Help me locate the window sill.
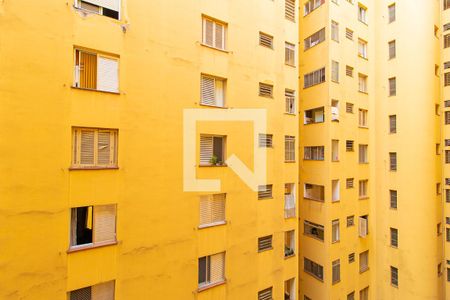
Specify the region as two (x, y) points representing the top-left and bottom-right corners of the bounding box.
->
(258, 197), (274, 200)
(198, 164), (227, 168)
(69, 166), (119, 171)
(71, 86), (120, 95)
(285, 160), (296, 163)
(198, 221), (227, 229)
(285, 112), (297, 116)
(359, 267), (369, 274)
(284, 253), (296, 259)
(200, 43), (229, 53)
(359, 196), (369, 200)
(358, 126), (369, 129)
(304, 197), (325, 203)
(198, 280), (226, 292)
(304, 271), (324, 282)
(304, 234), (325, 243)
(199, 103), (227, 109)
(67, 240), (118, 253)
(332, 160), (340, 162)
(358, 91), (369, 95)
(285, 63), (296, 68)
(304, 122), (325, 125)
(332, 240), (340, 244)
(358, 55), (369, 60)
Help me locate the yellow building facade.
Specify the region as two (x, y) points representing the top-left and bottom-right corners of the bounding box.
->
(0, 0), (298, 299)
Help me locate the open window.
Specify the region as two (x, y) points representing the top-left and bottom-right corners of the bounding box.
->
(304, 107), (324, 124)
(200, 135), (226, 166)
(359, 215), (368, 237)
(284, 230), (295, 257)
(198, 252), (225, 288)
(284, 278), (295, 300)
(284, 183), (296, 218)
(75, 0), (120, 20)
(304, 183), (325, 201)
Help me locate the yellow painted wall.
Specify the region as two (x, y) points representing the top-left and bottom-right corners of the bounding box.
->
(0, 0), (298, 299)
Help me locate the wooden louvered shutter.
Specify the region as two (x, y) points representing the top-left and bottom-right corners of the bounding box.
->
(209, 252), (225, 283)
(97, 56), (119, 93)
(285, 0), (295, 21)
(97, 131), (112, 166)
(80, 130), (95, 165)
(79, 51), (97, 89)
(200, 136), (213, 165)
(211, 194), (225, 223)
(201, 76), (215, 105)
(93, 205), (117, 244)
(70, 287), (92, 300)
(199, 195), (213, 225)
(215, 22), (224, 50)
(91, 281), (115, 300)
(203, 19), (214, 47)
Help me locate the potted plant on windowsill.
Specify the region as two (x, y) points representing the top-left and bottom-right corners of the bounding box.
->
(209, 155), (223, 166)
(284, 245), (294, 257)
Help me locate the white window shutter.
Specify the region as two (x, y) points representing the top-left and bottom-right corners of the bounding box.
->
(97, 131), (111, 165)
(203, 19), (214, 46)
(200, 136), (213, 165)
(359, 217), (367, 237)
(215, 79), (224, 107)
(201, 76), (215, 105)
(199, 195), (213, 225)
(97, 56), (119, 93)
(91, 281), (115, 300)
(211, 194), (225, 223)
(80, 130), (95, 165)
(214, 23), (224, 49)
(84, 0), (120, 11)
(210, 252), (225, 283)
(94, 205), (117, 244)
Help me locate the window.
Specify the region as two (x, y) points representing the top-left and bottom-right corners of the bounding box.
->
(389, 77), (396, 96)
(439, 263), (443, 276)
(331, 99), (339, 121)
(447, 189), (450, 202)
(202, 17), (226, 50)
(389, 115), (397, 133)
(447, 150), (450, 164)
(346, 102), (354, 113)
(445, 73), (450, 86)
(258, 185), (273, 199)
(285, 42), (296, 65)
(259, 32), (274, 49)
(446, 111), (450, 124)
(346, 178), (354, 188)
(390, 228), (398, 247)
(72, 128), (118, 169)
(349, 253), (355, 263)
(304, 28), (326, 50)
(438, 183), (442, 195)
(389, 152), (397, 171)
(304, 220), (324, 241)
(258, 235), (273, 251)
(285, 230), (295, 257)
(74, 49), (119, 93)
(346, 140), (354, 152)
(389, 40), (396, 59)
(331, 61), (339, 82)
(445, 34), (450, 48)
(285, 136), (296, 162)
(199, 194), (226, 227)
(358, 39), (368, 58)
(347, 216), (354, 227)
(359, 216), (368, 238)
(391, 266), (398, 287)
(358, 74), (368, 93)
(388, 4), (396, 23)
(332, 260), (341, 284)
(285, 90), (296, 114)
(75, 0), (120, 20)
(358, 4), (368, 24)
(359, 145), (368, 163)
(259, 83), (273, 97)
(331, 21), (339, 42)
(69, 281), (115, 300)
(259, 134), (273, 148)
(359, 180), (368, 198)
(346, 65), (354, 77)
(303, 67), (326, 88)
(360, 287), (369, 300)
(304, 257), (324, 280)
(359, 250), (369, 272)
(390, 190), (398, 209)
(435, 25), (439, 37)
(446, 138), (450, 146)
(347, 292), (355, 300)
(285, 278), (295, 300)
(258, 287), (273, 300)
(198, 252), (225, 288)
(447, 228), (450, 242)
(438, 223), (443, 235)
(445, 62), (450, 70)
(285, 0), (296, 21)
(332, 179), (340, 201)
(304, 107), (325, 124)
(445, 23), (450, 31)
(201, 75), (225, 107)
(359, 109), (368, 127)
(304, 146), (325, 160)
(304, 0), (325, 16)
(304, 183), (325, 201)
(200, 135), (225, 166)
(70, 205), (117, 249)
(448, 268), (450, 282)
(345, 28), (354, 40)
(332, 140), (339, 162)
(332, 219), (340, 243)
(285, 183), (296, 218)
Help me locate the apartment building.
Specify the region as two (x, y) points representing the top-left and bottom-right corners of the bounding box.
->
(299, 0), (444, 299)
(0, 0), (298, 299)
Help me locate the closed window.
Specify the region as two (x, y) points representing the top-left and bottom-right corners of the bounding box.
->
(72, 128), (118, 169)
(75, 0), (120, 19)
(285, 278), (295, 300)
(359, 74), (368, 93)
(346, 102), (354, 113)
(389, 40), (396, 59)
(346, 178), (354, 188)
(391, 266), (398, 287)
(346, 65), (354, 77)
(258, 184), (273, 199)
(304, 0), (325, 16)
(304, 183), (325, 201)
(304, 67), (326, 88)
(74, 49), (119, 93)
(259, 83), (274, 97)
(332, 259), (340, 284)
(389, 77), (397, 96)
(390, 190), (398, 209)
(359, 145), (368, 163)
(285, 0), (296, 20)
(258, 287), (273, 300)
(389, 115), (397, 133)
(202, 17), (227, 50)
(201, 75), (225, 107)
(331, 61), (339, 82)
(259, 32), (274, 49)
(285, 136), (296, 162)
(390, 227), (398, 247)
(304, 257), (324, 280)
(200, 135), (225, 166)
(446, 189), (450, 202)
(346, 28), (354, 40)
(70, 204), (117, 248)
(389, 152), (397, 171)
(259, 134), (273, 148)
(285, 42), (296, 65)
(358, 39), (368, 58)
(359, 250), (369, 272)
(199, 194), (226, 227)
(304, 28), (325, 50)
(359, 109), (368, 127)
(445, 34), (450, 48)
(69, 281), (115, 300)
(304, 146), (324, 160)
(258, 235), (273, 251)
(348, 253), (355, 263)
(332, 219), (340, 242)
(331, 21), (339, 42)
(359, 180), (368, 198)
(304, 220), (324, 241)
(198, 252), (225, 288)
(358, 4), (368, 24)
(388, 4), (396, 23)
(285, 89), (296, 114)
